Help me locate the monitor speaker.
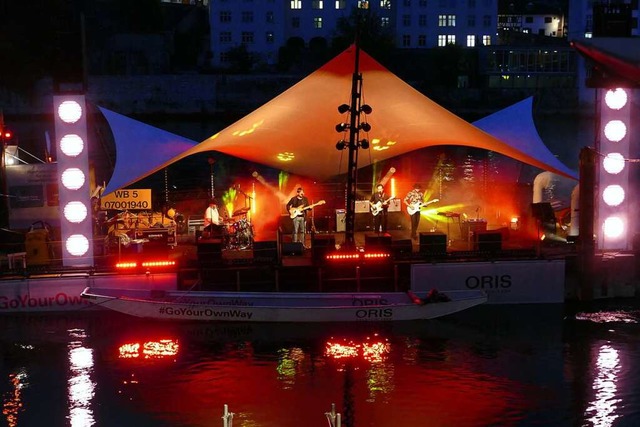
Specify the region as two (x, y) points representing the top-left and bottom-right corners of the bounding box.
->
(282, 242), (304, 256)
(312, 234), (335, 261)
(392, 239), (413, 259)
(475, 231), (502, 252)
(253, 240), (278, 263)
(419, 232), (446, 256)
(365, 233), (392, 250)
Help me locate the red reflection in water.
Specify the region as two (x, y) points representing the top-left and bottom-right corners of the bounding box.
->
(325, 335), (391, 363)
(118, 339), (179, 360)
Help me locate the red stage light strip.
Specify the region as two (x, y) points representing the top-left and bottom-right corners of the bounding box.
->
(326, 252), (391, 261)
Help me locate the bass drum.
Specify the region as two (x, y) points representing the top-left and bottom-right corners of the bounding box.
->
(236, 224), (254, 250)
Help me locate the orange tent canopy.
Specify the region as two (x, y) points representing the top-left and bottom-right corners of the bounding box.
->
(106, 46), (575, 192)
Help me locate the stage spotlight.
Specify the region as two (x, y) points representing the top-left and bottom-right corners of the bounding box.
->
(360, 104), (372, 114)
(360, 122), (371, 132)
(336, 140), (347, 150)
(360, 139), (369, 149)
(336, 123), (348, 132)
(338, 104), (350, 114)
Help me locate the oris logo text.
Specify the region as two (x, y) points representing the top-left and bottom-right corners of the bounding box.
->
(465, 274), (512, 289)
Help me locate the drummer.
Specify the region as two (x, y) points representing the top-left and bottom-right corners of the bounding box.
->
(203, 199), (224, 238)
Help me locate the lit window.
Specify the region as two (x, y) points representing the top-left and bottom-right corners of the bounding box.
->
(438, 15), (446, 26)
(291, 0), (302, 9)
(380, 0), (391, 8)
(466, 34), (475, 47)
(438, 34), (446, 46)
(314, 17), (323, 28)
(447, 34), (455, 44)
(312, 0), (324, 8)
(335, 0), (346, 7)
(482, 35), (491, 45)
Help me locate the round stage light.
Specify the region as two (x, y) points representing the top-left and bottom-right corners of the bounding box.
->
(66, 234), (90, 256)
(603, 120), (627, 142)
(61, 168), (86, 190)
(602, 185), (625, 207)
(57, 100), (83, 124)
(59, 134), (84, 157)
(602, 152), (625, 174)
(603, 216), (624, 239)
(63, 201), (88, 223)
(605, 88), (628, 110)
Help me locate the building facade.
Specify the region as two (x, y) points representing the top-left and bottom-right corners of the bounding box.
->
(208, 0), (498, 68)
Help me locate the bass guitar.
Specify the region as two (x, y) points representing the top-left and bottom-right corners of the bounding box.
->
(370, 197), (394, 216)
(406, 198), (439, 216)
(288, 200), (326, 219)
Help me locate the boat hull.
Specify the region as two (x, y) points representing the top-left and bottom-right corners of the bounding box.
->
(80, 288), (487, 322)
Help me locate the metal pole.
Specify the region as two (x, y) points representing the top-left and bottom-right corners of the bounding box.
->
(344, 13), (363, 249)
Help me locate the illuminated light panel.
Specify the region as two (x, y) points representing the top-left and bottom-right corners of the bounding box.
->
(363, 253), (391, 259)
(61, 168), (86, 190)
(602, 152), (625, 174)
(603, 120), (627, 142)
(277, 152), (295, 162)
(63, 201), (88, 223)
(326, 253), (360, 260)
(603, 216), (624, 239)
(58, 100), (83, 124)
(602, 185), (625, 207)
(60, 134), (85, 157)
(141, 260), (176, 267)
(66, 234), (90, 256)
(116, 262), (138, 269)
(604, 88), (628, 110)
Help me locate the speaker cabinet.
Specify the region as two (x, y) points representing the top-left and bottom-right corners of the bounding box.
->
(254, 240), (278, 264)
(365, 234), (392, 250)
(197, 240), (223, 266)
(312, 234), (336, 262)
(282, 242), (304, 256)
(419, 232), (446, 256)
(392, 239), (413, 259)
(475, 231), (502, 252)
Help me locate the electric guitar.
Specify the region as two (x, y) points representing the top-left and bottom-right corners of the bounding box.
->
(288, 200), (326, 219)
(406, 198), (439, 216)
(370, 196), (394, 216)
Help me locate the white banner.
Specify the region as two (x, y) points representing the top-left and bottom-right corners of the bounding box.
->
(411, 260), (565, 304)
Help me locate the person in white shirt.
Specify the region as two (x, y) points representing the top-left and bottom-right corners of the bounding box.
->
(203, 199), (223, 237)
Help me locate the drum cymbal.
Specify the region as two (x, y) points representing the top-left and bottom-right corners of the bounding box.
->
(233, 207), (250, 216)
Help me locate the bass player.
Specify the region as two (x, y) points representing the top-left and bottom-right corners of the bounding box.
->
(370, 183), (391, 235)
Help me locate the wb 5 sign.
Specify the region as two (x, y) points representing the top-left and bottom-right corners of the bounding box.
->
(101, 189), (152, 210)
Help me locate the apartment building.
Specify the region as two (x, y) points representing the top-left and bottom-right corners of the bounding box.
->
(208, 0), (498, 68)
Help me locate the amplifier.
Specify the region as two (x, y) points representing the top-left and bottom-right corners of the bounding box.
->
(355, 200), (370, 213)
(388, 198), (401, 212)
(134, 228), (175, 245)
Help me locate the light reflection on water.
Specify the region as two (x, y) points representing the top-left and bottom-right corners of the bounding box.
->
(0, 302), (639, 427)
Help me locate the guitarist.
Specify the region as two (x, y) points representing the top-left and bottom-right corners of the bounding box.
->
(370, 184), (390, 235)
(286, 187), (310, 246)
(404, 183), (425, 240)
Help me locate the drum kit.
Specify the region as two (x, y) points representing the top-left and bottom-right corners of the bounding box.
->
(223, 207), (254, 250)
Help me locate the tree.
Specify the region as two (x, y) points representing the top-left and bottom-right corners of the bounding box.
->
(330, 6), (394, 62)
